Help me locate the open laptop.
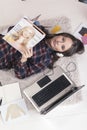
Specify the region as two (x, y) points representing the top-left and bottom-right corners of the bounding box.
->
(23, 65), (83, 114)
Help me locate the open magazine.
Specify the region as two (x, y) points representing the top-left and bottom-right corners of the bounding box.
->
(74, 23), (87, 45)
(3, 17), (46, 54)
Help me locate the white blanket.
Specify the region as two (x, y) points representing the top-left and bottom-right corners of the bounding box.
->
(0, 16), (82, 105)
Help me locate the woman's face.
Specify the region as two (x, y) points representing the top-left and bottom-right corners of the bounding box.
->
(22, 27), (35, 39)
(48, 35), (73, 52)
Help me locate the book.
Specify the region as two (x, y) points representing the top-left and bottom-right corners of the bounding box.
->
(3, 17), (46, 54)
(74, 23), (87, 45)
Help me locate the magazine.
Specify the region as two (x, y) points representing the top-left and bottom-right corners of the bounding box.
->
(74, 23), (87, 45)
(3, 17), (46, 54)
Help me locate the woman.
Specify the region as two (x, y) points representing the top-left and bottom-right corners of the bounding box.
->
(0, 25), (84, 79)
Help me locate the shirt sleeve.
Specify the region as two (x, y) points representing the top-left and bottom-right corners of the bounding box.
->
(13, 57), (47, 79)
(13, 58), (32, 79)
(13, 46), (53, 79)
(13, 55), (53, 79)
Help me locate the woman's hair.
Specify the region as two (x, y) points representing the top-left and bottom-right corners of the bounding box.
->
(45, 32), (85, 57)
(55, 33), (84, 56)
(37, 25), (84, 57)
(44, 32), (85, 69)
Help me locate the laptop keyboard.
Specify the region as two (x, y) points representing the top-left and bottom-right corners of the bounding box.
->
(32, 75), (71, 107)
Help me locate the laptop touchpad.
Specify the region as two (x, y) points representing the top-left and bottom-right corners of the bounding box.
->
(37, 76), (51, 88)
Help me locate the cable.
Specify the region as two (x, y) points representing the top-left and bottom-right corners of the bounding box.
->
(42, 61), (77, 78)
(65, 61), (77, 77)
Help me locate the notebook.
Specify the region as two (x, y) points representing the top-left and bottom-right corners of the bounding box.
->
(23, 65), (83, 114)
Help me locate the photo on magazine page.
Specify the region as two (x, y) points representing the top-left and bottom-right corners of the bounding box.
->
(3, 17), (46, 54)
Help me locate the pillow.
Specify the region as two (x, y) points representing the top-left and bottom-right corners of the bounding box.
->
(39, 16), (72, 34)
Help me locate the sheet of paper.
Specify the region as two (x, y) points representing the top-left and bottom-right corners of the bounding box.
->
(0, 82), (22, 105)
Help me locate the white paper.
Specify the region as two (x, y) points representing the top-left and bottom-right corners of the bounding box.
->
(0, 82), (22, 105)
(0, 98), (28, 124)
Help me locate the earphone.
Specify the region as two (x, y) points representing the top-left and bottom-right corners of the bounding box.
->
(56, 53), (64, 57)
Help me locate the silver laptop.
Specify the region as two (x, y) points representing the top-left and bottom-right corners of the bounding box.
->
(23, 65), (83, 114)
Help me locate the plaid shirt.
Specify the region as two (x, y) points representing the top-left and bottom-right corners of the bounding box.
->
(0, 34), (54, 79)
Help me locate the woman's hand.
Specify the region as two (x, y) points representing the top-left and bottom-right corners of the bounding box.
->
(20, 47), (33, 63)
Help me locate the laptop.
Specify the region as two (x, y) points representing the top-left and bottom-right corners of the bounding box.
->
(23, 65), (83, 114)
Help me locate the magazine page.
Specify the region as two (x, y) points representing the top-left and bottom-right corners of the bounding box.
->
(0, 98), (28, 124)
(74, 23), (87, 45)
(3, 18), (46, 54)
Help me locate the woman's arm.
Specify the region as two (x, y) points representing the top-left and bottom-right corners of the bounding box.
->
(20, 47), (33, 63)
(14, 59), (33, 79)
(14, 55), (53, 79)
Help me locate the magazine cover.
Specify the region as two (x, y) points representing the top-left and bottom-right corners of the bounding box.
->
(74, 23), (87, 45)
(3, 17), (46, 54)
